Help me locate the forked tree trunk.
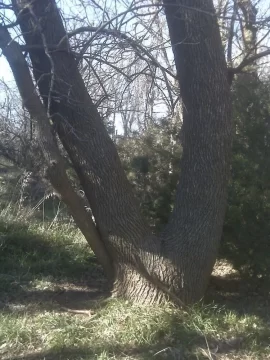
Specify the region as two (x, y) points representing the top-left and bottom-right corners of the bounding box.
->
(9, 0), (231, 304)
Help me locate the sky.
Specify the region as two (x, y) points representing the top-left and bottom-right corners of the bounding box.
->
(0, 0), (174, 134)
(0, 0), (270, 129)
(1, 0), (269, 82)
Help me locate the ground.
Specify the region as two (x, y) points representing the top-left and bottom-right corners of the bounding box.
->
(0, 165), (269, 360)
(0, 218), (269, 360)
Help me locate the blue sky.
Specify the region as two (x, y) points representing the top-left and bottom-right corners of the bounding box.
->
(0, 0), (269, 98)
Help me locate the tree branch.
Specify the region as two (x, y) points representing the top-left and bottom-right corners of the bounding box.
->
(230, 48), (270, 74)
(0, 24), (113, 277)
(68, 26), (177, 80)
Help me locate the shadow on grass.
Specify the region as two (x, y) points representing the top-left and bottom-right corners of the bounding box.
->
(206, 274), (270, 324)
(3, 327), (269, 360)
(2, 345), (188, 360)
(0, 219), (110, 312)
(0, 220), (270, 359)
(0, 329), (207, 360)
(0, 218), (269, 318)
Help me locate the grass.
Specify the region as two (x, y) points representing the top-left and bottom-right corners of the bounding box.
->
(0, 216), (269, 359)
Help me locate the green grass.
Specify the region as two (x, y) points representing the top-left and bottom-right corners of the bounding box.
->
(0, 217), (269, 359)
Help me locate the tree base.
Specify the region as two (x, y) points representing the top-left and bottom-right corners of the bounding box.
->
(112, 265), (168, 305)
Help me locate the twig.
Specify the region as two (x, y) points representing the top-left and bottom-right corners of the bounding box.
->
(230, 48), (270, 74)
(69, 26), (177, 80)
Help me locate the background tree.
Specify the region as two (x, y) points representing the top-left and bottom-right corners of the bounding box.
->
(223, 76), (270, 284)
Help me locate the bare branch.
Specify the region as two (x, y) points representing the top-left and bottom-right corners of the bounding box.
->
(69, 25), (177, 80)
(231, 48), (270, 73)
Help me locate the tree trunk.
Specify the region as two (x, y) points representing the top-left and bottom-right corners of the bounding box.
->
(160, 0), (232, 302)
(0, 24), (113, 279)
(10, 0), (232, 304)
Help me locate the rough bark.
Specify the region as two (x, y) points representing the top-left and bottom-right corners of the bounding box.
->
(9, 0), (232, 304)
(161, 0), (232, 301)
(11, 0), (158, 290)
(0, 25), (113, 278)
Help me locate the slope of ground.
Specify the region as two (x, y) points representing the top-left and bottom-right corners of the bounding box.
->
(0, 217), (269, 360)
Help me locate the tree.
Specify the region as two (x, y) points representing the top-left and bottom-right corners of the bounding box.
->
(223, 76), (270, 283)
(117, 116), (182, 231)
(0, 0), (231, 305)
(216, 0), (270, 82)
